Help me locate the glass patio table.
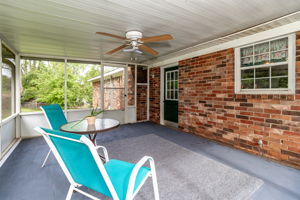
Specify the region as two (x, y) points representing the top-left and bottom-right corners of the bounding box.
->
(60, 118), (120, 145)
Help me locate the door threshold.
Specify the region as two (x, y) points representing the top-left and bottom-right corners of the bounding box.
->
(163, 120), (178, 128)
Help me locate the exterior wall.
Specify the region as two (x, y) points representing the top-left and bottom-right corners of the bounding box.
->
(137, 85), (147, 121)
(149, 67), (161, 123)
(150, 32), (300, 167)
(128, 65), (135, 106)
(92, 74), (124, 110)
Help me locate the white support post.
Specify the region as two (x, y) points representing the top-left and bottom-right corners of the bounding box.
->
(0, 40), (2, 158)
(134, 64), (137, 122)
(100, 64), (104, 111)
(15, 54), (21, 138)
(124, 65), (128, 123)
(147, 65), (150, 121)
(64, 59), (68, 119)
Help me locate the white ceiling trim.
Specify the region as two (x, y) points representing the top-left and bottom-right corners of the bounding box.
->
(148, 11), (300, 67)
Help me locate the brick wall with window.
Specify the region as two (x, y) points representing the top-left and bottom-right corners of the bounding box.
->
(149, 32), (300, 167)
(178, 32), (300, 167)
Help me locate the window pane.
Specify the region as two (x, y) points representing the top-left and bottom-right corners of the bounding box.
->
(174, 90), (178, 99)
(241, 79), (254, 89)
(127, 65), (135, 106)
(2, 47), (15, 119)
(21, 59), (65, 112)
(241, 69), (254, 79)
(255, 67), (269, 78)
(103, 66), (125, 110)
(254, 53), (269, 65)
(256, 78), (269, 88)
(271, 50), (288, 63)
(270, 37), (288, 52)
(241, 57), (253, 67)
(241, 46), (253, 57)
(271, 65), (288, 77)
(271, 77), (288, 88)
(67, 62), (101, 109)
(137, 66), (147, 83)
(175, 71), (178, 79)
(254, 42), (269, 55)
(175, 80), (178, 89)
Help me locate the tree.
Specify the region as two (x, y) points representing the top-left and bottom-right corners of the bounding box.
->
(21, 60), (101, 109)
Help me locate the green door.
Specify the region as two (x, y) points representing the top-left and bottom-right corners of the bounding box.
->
(164, 66), (178, 123)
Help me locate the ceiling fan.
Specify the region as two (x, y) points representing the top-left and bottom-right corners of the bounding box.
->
(96, 31), (173, 56)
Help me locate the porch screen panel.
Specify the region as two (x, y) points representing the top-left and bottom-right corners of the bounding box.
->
(20, 59), (65, 112)
(66, 61), (101, 109)
(127, 65), (135, 106)
(1, 44), (15, 119)
(103, 66), (125, 110)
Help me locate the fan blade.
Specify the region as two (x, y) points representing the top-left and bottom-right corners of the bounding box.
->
(96, 32), (126, 40)
(139, 44), (158, 56)
(106, 44), (128, 55)
(140, 34), (173, 43)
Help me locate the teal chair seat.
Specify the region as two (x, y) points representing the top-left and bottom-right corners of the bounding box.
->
(103, 159), (150, 200)
(35, 127), (159, 200)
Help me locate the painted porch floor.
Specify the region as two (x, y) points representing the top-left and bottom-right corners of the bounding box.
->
(0, 122), (299, 200)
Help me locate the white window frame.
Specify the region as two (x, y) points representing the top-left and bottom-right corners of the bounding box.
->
(165, 70), (178, 101)
(234, 34), (296, 94)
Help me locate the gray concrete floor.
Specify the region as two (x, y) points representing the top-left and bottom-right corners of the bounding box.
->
(0, 122), (299, 200)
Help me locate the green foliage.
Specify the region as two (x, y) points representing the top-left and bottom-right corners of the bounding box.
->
(21, 60), (101, 108)
(89, 106), (104, 117)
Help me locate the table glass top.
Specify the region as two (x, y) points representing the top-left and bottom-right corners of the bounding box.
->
(60, 118), (120, 133)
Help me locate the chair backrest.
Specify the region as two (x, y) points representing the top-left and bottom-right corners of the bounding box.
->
(35, 127), (119, 199)
(40, 104), (67, 130)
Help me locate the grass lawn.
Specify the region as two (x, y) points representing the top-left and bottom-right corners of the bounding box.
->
(21, 107), (41, 113)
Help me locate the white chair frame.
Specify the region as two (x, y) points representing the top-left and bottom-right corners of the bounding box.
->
(40, 106), (66, 168)
(35, 127), (159, 200)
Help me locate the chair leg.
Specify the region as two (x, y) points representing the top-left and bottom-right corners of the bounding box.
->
(151, 170), (160, 200)
(41, 149), (51, 168)
(66, 185), (74, 200)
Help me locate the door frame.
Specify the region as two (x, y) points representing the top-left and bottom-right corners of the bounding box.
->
(159, 62), (178, 126)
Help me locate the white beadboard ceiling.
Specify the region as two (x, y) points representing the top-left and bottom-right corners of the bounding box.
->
(0, 0), (300, 63)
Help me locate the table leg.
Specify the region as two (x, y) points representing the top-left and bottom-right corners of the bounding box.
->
(89, 133), (106, 163)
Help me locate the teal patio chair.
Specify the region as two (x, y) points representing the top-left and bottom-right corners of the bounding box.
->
(34, 127), (159, 200)
(40, 104), (68, 167)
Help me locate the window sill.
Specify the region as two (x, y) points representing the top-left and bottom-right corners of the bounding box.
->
(235, 89), (294, 95)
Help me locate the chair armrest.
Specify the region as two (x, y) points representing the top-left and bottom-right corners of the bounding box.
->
(126, 156), (156, 200)
(95, 146), (109, 162)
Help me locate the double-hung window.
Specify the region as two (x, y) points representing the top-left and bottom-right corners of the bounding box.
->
(235, 34), (295, 94)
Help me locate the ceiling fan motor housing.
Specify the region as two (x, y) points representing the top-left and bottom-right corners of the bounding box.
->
(126, 31), (143, 40)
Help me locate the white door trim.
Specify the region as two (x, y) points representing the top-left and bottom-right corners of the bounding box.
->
(160, 62), (178, 125)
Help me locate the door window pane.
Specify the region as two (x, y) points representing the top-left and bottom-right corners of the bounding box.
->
(2, 45), (15, 119)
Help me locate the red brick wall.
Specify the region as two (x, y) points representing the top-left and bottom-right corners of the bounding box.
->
(137, 85), (147, 121)
(177, 32), (300, 167)
(149, 67), (161, 123)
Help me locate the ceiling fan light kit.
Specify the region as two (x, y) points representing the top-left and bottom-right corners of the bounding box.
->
(96, 30), (173, 56)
